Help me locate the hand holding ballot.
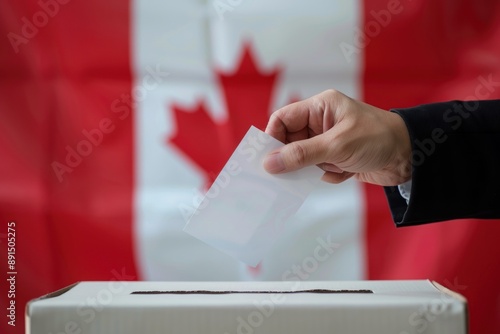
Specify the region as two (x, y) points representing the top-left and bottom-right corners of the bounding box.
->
(264, 90), (500, 226)
(263, 89), (412, 186)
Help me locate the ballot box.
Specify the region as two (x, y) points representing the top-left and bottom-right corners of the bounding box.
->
(26, 280), (467, 334)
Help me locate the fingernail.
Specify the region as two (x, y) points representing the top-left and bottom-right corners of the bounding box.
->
(263, 151), (286, 173)
(321, 163), (343, 173)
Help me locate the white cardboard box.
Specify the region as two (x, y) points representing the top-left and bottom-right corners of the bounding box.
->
(26, 280), (467, 334)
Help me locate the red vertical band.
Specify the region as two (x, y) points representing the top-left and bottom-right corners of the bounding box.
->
(0, 1), (138, 333)
(362, 1), (500, 333)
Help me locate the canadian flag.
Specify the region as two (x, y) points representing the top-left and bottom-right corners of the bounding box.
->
(1, 0), (500, 333)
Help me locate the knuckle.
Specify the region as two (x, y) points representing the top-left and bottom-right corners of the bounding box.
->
(324, 88), (339, 97)
(288, 142), (308, 167)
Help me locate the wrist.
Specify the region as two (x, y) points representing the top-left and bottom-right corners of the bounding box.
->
(389, 111), (412, 183)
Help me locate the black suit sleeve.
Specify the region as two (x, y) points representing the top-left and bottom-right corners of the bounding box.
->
(384, 99), (500, 226)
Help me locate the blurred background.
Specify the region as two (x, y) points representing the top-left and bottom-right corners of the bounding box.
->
(1, 0), (500, 333)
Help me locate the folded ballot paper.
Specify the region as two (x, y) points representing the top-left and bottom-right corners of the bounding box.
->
(184, 126), (324, 266)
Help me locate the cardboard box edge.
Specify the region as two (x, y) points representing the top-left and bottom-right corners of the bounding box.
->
(431, 280), (469, 334)
(25, 282), (80, 334)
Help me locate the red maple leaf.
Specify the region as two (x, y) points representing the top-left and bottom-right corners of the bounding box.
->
(168, 44), (284, 185)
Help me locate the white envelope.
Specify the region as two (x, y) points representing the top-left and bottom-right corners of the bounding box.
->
(184, 126), (324, 266)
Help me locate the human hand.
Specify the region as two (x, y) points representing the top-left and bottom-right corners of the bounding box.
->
(263, 90), (412, 186)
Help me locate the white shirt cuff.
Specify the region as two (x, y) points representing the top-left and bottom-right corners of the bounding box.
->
(397, 180), (412, 205)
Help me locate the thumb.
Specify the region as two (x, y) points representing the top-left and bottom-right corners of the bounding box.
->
(263, 136), (327, 174)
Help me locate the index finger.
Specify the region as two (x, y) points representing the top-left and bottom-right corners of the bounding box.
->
(265, 99), (312, 143)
